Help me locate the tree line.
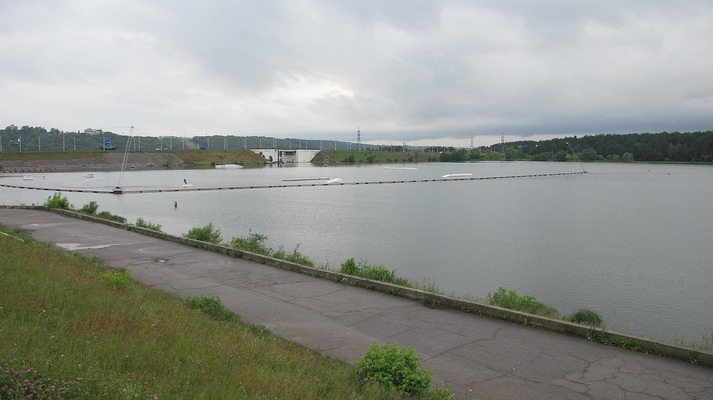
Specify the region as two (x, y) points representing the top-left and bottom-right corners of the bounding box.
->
(0, 125), (376, 152)
(2, 125), (712, 163)
(437, 131), (713, 163)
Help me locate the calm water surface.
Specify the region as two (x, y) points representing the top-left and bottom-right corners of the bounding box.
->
(2, 162), (712, 344)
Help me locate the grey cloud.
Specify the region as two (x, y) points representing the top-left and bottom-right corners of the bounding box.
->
(0, 0), (712, 141)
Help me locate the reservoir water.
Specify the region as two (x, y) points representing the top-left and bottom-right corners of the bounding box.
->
(2, 161), (712, 345)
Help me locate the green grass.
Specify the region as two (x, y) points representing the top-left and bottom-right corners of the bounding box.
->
(0, 229), (411, 399)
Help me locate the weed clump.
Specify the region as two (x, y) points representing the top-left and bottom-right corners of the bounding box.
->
(185, 296), (238, 322)
(79, 200), (99, 214)
(135, 217), (162, 232)
(99, 268), (134, 290)
(355, 344), (432, 397)
(184, 223), (222, 244)
(96, 211), (126, 223)
(564, 309), (605, 328)
(487, 287), (559, 318)
(230, 231), (271, 255)
(273, 245), (315, 267)
(43, 192), (70, 209)
(231, 232), (316, 267)
(339, 258), (410, 287)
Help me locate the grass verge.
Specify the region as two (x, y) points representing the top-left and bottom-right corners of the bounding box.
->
(0, 228), (410, 399)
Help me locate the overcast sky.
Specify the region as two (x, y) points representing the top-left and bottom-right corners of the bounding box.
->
(2, 1), (712, 146)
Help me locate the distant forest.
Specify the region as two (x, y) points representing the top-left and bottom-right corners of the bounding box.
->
(1, 125), (712, 163)
(0, 125), (379, 153)
(433, 131), (713, 163)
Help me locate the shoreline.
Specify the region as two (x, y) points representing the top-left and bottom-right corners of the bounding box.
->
(4, 203), (712, 368)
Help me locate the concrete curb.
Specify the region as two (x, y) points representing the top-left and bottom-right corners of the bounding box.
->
(5, 205), (711, 368)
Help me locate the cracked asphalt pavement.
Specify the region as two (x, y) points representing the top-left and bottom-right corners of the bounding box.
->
(1, 208), (711, 399)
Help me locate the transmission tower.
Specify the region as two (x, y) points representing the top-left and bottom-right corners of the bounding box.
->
(500, 133), (505, 157)
(357, 126), (361, 151)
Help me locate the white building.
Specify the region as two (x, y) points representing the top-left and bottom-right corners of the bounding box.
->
(252, 149), (320, 164)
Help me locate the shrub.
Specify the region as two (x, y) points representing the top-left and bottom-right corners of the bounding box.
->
(79, 200), (99, 214)
(44, 192), (70, 209)
(99, 268), (134, 290)
(355, 344), (431, 397)
(487, 287), (559, 318)
(135, 217), (162, 232)
(563, 309), (605, 328)
(185, 296), (238, 322)
(230, 231), (271, 255)
(184, 223), (222, 244)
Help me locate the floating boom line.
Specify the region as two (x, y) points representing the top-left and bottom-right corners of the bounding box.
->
(1, 171), (587, 195)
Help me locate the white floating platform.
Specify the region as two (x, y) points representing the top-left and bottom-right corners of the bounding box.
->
(215, 164), (243, 169)
(282, 177), (329, 182)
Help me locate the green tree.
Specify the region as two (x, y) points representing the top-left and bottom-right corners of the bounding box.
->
(553, 150), (568, 162)
(579, 147), (598, 161)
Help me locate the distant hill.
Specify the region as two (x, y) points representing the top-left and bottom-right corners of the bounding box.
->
(2, 125), (712, 163)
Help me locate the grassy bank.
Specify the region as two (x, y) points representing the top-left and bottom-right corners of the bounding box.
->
(171, 149), (266, 168)
(312, 150), (439, 165)
(0, 227), (408, 399)
(0, 149), (267, 169)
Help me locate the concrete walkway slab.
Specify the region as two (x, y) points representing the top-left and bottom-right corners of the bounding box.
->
(1, 208), (711, 399)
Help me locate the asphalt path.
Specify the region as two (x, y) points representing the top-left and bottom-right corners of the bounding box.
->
(1, 208), (711, 399)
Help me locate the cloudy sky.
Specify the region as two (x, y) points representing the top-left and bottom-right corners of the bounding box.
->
(1, 1), (712, 146)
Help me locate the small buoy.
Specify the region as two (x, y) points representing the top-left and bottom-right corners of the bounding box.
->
(174, 201), (178, 208)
